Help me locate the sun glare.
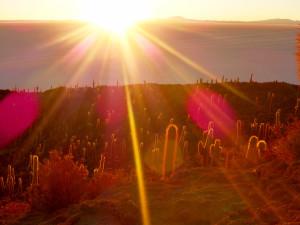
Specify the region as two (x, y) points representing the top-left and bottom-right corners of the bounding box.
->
(79, 0), (150, 33)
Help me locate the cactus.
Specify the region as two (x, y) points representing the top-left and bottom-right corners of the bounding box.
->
(83, 147), (86, 159)
(7, 176), (14, 196)
(267, 92), (271, 104)
(202, 131), (208, 143)
(8, 165), (12, 178)
(0, 177), (5, 192)
(183, 141), (189, 161)
(203, 129), (214, 167)
(140, 128), (144, 141)
(152, 147), (160, 171)
(186, 114), (191, 124)
(18, 178), (22, 193)
(87, 142), (91, 160)
(251, 118), (258, 136)
(258, 123), (265, 140)
(210, 139), (222, 167)
(121, 139), (126, 165)
(179, 126), (187, 147)
(250, 72), (253, 83)
(236, 120), (242, 151)
(69, 144), (73, 155)
(246, 136), (259, 165)
(257, 140), (267, 157)
(94, 168), (99, 176)
(99, 154), (105, 173)
(140, 142), (144, 152)
(197, 141), (205, 166)
(265, 123), (270, 141)
(32, 155), (38, 185)
(269, 93), (275, 112)
(275, 109), (281, 129)
(208, 121), (214, 130)
(162, 124), (179, 179)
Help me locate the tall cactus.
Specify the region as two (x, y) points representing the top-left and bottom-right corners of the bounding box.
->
(183, 141), (189, 161)
(18, 178), (22, 193)
(236, 120), (242, 152)
(258, 123), (265, 140)
(204, 129), (214, 167)
(32, 155), (38, 185)
(257, 140), (267, 157)
(275, 109), (281, 129)
(246, 136), (259, 165)
(210, 139), (222, 167)
(162, 124), (179, 179)
(0, 177), (5, 193)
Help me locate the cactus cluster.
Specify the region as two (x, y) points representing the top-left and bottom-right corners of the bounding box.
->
(0, 165), (23, 196)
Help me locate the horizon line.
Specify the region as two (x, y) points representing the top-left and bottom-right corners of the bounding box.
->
(0, 17), (299, 23)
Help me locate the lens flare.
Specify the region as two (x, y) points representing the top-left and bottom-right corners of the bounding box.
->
(0, 92), (40, 149)
(96, 87), (127, 125)
(186, 88), (236, 139)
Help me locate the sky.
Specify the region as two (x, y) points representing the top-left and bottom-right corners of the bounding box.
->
(0, 0), (300, 21)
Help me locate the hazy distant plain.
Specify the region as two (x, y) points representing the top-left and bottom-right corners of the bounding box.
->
(0, 21), (298, 90)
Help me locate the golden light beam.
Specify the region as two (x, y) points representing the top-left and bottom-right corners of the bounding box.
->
(134, 26), (216, 80)
(120, 35), (151, 225)
(133, 25), (254, 104)
(40, 23), (93, 49)
(219, 163), (284, 223)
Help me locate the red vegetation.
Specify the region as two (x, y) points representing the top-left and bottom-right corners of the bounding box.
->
(0, 200), (30, 224)
(27, 150), (123, 211)
(28, 150), (88, 210)
(84, 170), (125, 200)
(271, 119), (300, 161)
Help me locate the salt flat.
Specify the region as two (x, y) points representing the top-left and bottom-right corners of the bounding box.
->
(0, 21), (298, 90)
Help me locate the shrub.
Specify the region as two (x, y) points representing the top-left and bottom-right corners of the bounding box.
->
(271, 120), (300, 161)
(28, 150), (88, 210)
(84, 169), (125, 200)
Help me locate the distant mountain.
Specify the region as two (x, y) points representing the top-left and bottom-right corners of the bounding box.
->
(167, 17), (300, 25)
(249, 19), (300, 25)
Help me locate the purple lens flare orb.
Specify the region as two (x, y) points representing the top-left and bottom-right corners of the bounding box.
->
(186, 88), (237, 140)
(0, 92), (40, 149)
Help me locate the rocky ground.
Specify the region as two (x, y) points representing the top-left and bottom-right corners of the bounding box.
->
(4, 159), (299, 225)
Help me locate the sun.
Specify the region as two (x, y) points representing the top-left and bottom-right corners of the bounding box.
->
(79, 0), (150, 33)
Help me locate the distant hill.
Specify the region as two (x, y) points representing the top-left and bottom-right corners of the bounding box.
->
(167, 16), (300, 25)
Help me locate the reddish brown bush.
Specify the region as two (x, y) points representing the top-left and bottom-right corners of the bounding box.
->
(28, 150), (88, 210)
(271, 120), (300, 162)
(84, 169), (126, 200)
